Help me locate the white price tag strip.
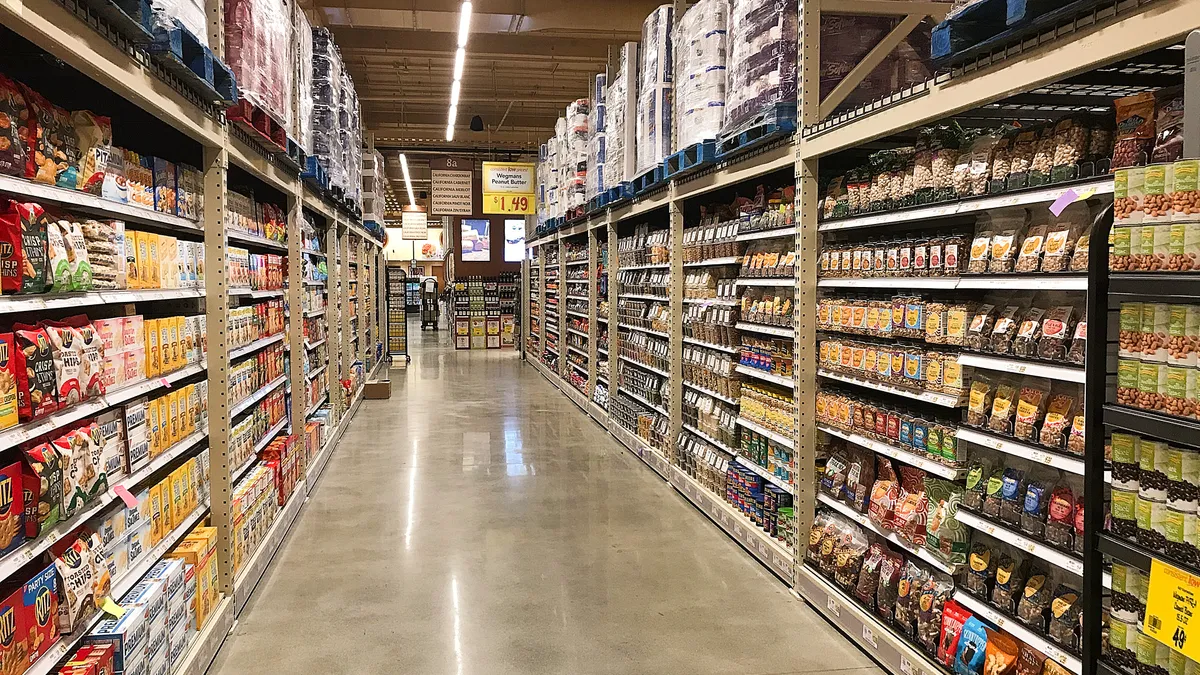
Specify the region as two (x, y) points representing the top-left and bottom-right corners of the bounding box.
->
(827, 596), (841, 616)
(900, 656), (915, 675)
(862, 625), (878, 649)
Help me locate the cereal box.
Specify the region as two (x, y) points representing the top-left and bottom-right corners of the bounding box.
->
(152, 158), (176, 217)
(23, 562), (58, 662)
(146, 234), (160, 289)
(0, 586), (26, 673)
(143, 319), (159, 378)
(0, 333), (18, 430)
(85, 604), (146, 674)
(165, 540), (209, 630)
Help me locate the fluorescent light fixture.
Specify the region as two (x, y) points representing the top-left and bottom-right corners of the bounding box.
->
(453, 48), (465, 81)
(448, 105), (457, 125)
(450, 80), (461, 107)
(399, 153), (416, 205)
(457, 2), (472, 47)
(446, 125), (455, 142)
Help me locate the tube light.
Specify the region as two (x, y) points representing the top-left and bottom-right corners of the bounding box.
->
(399, 153), (416, 205)
(450, 80), (461, 107)
(448, 105), (457, 126)
(453, 48), (465, 82)
(457, 2), (472, 47)
(446, 125), (455, 142)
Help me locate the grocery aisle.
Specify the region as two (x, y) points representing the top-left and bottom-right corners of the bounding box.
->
(208, 320), (879, 675)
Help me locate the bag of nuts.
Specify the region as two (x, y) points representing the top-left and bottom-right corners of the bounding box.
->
(1014, 221), (1048, 273)
(1043, 203), (1089, 273)
(988, 129), (1017, 194)
(1069, 231), (1091, 272)
(1066, 320), (1087, 365)
(1151, 86), (1184, 164)
(1113, 91), (1157, 170)
(1011, 307), (1046, 357)
(965, 131), (1002, 198)
(1029, 126), (1057, 187)
(965, 303), (997, 352)
(967, 227), (994, 275)
(1051, 115), (1091, 182)
(988, 211), (1029, 274)
(930, 124), (963, 202)
(1038, 305), (1078, 361)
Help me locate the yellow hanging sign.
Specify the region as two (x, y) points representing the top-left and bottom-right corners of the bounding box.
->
(1145, 559), (1200, 659)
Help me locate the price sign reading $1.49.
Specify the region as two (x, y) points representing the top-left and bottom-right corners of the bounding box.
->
(1145, 559), (1200, 660)
(486, 194), (533, 214)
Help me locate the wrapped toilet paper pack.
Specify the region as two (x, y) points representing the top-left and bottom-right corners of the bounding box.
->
(604, 42), (638, 190)
(723, 0), (797, 136)
(587, 74), (608, 201)
(636, 5), (674, 174)
(674, 0), (728, 149)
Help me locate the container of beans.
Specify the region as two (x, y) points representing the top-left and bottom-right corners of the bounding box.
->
(1114, 167), (1145, 225)
(1168, 221), (1200, 272)
(1145, 163), (1175, 223)
(1110, 432), (1141, 491)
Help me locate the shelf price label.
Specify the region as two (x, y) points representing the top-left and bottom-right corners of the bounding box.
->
(485, 194), (534, 214)
(1146, 559), (1200, 660)
(482, 161), (536, 214)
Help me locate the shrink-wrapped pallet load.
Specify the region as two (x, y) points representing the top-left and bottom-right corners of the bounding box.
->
(722, 0), (796, 138)
(587, 74), (607, 201)
(295, 9), (314, 155)
(225, 0), (293, 126)
(674, 0), (728, 149)
(605, 42), (638, 189)
(635, 5), (674, 174)
(564, 99), (590, 212)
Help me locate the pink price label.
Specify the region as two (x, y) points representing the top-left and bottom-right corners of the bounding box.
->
(160, 378), (170, 388)
(1049, 189), (1079, 217)
(113, 485), (139, 507)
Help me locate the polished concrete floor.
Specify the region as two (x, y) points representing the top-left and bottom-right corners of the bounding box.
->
(207, 321), (880, 675)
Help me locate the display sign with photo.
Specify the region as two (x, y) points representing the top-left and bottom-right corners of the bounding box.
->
(504, 219), (525, 262)
(461, 219), (490, 261)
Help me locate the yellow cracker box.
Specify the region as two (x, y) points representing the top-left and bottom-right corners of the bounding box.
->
(158, 320), (172, 374)
(155, 396), (169, 456)
(131, 230), (149, 289)
(183, 384), (197, 435)
(147, 234), (161, 288)
(146, 394), (162, 458)
(169, 467), (186, 522)
(144, 318), (160, 378)
(149, 484), (165, 545)
(165, 540), (210, 629)
(171, 317), (184, 370)
(178, 463), (193, 515)
(159, 236), (176, 289)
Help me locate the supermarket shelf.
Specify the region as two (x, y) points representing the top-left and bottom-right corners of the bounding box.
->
(958, 354), (1086, 383)
(567, 327), (588, 338)
(303, 279), (326, 287)
(302, 248), (326, 257)
(674, 141), (795, 203)
(736, 227), (796, 242)
(682, 423), (736, 454)
(230, 375), (288, 418)
(953, 592), (1081, 674)
(818, 494), (960, 575)
(306, 365), (327, 381)
(736, 417), (794, 449)
(566, 279), (589, 285)
(819, 425), (965, 480)
(683, 256), (741, 267)
(683, 297), (739, 306)
(609, 195), (670, 224)
(818, 178), (1113, 232)
(796, 566), (946, 675)
(566, 294), (589, 301)
(1097, 532), (1191, 577)
(817, 275), (1088, 291)
(567, 345), (587, 358)
(230, 333), (285, 360)
(617, 293), (669, 302)
(598, 347), (609, 356)
(304, 309), (327, 318)
(173, 596), (235, 675)
(957, 427), (1085, 475)
(0, 423), (207, 585)
(0, 287), (205, 314)
(545, 347), (559, 356)
(735, 321), (794, 338)
(617, 386), (668, 416)
(608, 415), (671, 480)
(734, 455), (794, 496)
(0, 174), (195, 234)
(956, 507), (1083, 577)
(566, 260), (589, 267)
(587, 400), (608, 424)
(799, 0), (1200, 158)
(228, 230), (288, 251)
(683, 381), (739, 405)
(304, 338), (327, 350)
(229, 288), (285, 299)
(683, 337), (740, 354)
(735, 364), (794, 389)
(1109, 273), (1200, 299)
(621, 263), (670, 270)
(668, 463), (794, 581)
(566, 310), (588, 319)
(818, 369), (964, 407)
(0, 362), (206, 449)
(619, 355), (670, 378)
(570, 361), (587, 376)
(735, 277), (794, 287)
(1103, 404), (1200, 448)
(618, 323), (670, 338)
(233, 478), (308, 615)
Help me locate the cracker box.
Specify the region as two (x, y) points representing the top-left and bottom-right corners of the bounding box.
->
(127, 520), (150, 569)
(167, 469), (184, 526)
(23, 562), (57, 662)
(147, 630), (167, 675)
(0, 462), (25, 557)
(156, 320), (171, 374)
(157, 236), (176, 290)
(128, 230), (145, 290)
(124, 398), (150, 474)
(0, 333), (16, 432)
(165, 393), (178, 448)
(169, 317), (183, 372)
(0, 585), (26, 671)
(165, 540), (209, 630)
(181, 321), (195, 367)
(66, 643), (116, 675)
(146, 234), (160, 289)
(154, 396), (168, 456)
(145, 397), (160, 459)
(143, 319), (159, 379)
(98, 508), (127, 552)
(121, 579), (166, 642)
(95, 409), (127, 486)
(122, 316), (144, 353)
(168, 620), (190, 666)
(148, 485), (164, 546)
(122, 349), (145, 387)
(93, 319), (122, 358)
(104, 539), (129, 582)
(152, 158), (176, 217)
(145, 560), (184, 613)
(192, 244), (203, 289)
(177, 241), (192, 289)
(177, 464), (193, 515)
(159, 479), (175, 536)
(85, 604), (146, 674)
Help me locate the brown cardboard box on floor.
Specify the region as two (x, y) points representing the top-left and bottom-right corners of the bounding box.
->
(364, 379), (391, 399)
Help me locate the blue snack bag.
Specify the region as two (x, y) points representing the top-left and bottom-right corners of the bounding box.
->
(954, 616), (989, 675)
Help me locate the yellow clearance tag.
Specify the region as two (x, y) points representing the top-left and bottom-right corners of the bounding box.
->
(1145, 559), (1200, 658)
(101, 597), (126, 619)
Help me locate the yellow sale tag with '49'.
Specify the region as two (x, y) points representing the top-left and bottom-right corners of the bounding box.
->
(484, 193), (534, 214)
(1145, 559), (1200, 659)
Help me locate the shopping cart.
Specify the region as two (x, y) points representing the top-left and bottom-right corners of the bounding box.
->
(420, 278), (440, 330)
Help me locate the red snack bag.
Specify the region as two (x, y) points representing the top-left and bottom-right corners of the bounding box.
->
(62, 315), (105, 399)
(0, 200), (23, 294)
(937, 600), (971, 667)
(13, 323), (58, 420)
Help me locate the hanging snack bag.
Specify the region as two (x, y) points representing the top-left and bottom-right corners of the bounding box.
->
(22, 442), (62, 538)
(53, 535), (94, 633)
(42, 321), (83, 407)
(0, 75), (31, 178)
(1112, 91), (1157, 169)
(807, 512), (833, 566)
(917, 575), (954, 655)
(13, 324), (57, 420)
(988, 380), (1019, 435)
(45, 220), (71, 292)
(1015, 644), (1047, 675)
(926, 477), (970, 564)
(963, 458), (992, 511)
(1068, 230), (1091, 272)
(1013, 380), (1051, 442)
(968, 226), (994, 274)
(1039, 305), (1078, 362)
(991, 551), (1027, 613)
(1040, 389), (1079, 450)
(1051, 116), (1091, 181)
(1152, 87), (1185, 164)
(1029, 126), (1057, 186)
(1015, 221), (1047, 273)
(982, 466), (1007, 518)
(854, 542), (887, 606)
(833, 525), (869, 591)
(1016, 567), (1051, 629)
(966, 377), (994, 427)
(953, 617), (990, 675)
(965, 303), (997, 352)
(939, 600), (971, 667)
(23, 88), (79, 188)
(875, 551), (905, 622)
(991, 305), (1023, 355)
(982, 631), (1021, 675)
(989, 212), (1029, 274)
(894, 561), (929, 638)
(965, 541), (995, 598)
(999, 465), (1028, 527)
(1043, 203), (1088, 273)
(1012, 307), (1046, 358)
(1049, 585), (1081, 650)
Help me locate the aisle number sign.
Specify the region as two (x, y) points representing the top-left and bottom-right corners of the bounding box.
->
(482, 162), (535, 215)
(1145, 559), (1200, 659)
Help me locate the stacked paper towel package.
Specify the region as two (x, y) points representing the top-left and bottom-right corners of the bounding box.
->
(312, 28), (364, 209)
(674, 0), (728, 150)
(636, 5), (674, 174)
(586, 74), (607, 202)
(225, 0), (294, 128)
(603, 42), (638, 193)
(563, 99), (591, 212)
(723, 0), (797, 136)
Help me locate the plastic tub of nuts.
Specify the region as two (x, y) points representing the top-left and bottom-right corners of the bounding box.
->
(1114, 167), (1145, 225)
(1167, 304), (1199, 367)
(1172, 159), (1200, 221)
(1144, 163), (1175, 223)
(1116, 358), (1141, 406)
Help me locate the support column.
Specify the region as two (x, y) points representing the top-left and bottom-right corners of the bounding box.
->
(326, 216), (341, 426)
(340, 223), (352, 404)
(606, 218), (618, 397)
(668, 185), (684, 461)
(587, 227), (599, 395)
(286, 192), (305, 463)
